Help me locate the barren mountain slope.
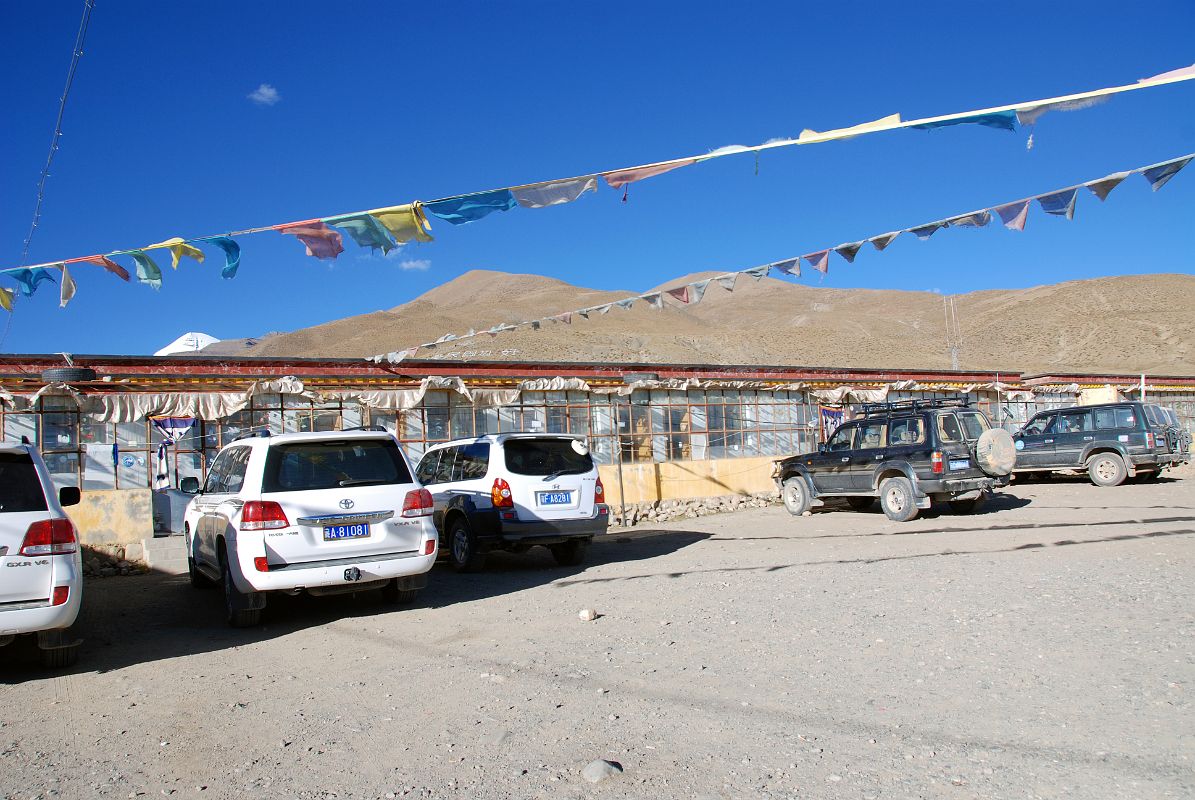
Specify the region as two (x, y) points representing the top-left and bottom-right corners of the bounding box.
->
(223, 271), (1195, 373)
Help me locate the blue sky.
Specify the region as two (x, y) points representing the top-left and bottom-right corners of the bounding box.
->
(2, 1), (1193, 356)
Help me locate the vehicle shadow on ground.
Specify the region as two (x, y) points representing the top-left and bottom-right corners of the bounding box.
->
(0, 528), (708, 682)
(832, 493), (1033, 517)
(558, 526), (1195, 586)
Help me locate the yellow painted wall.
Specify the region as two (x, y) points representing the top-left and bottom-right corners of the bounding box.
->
(598, 456), (777, 505)
(70, 489), (153, 545)
(1078, 386), (1121, 405)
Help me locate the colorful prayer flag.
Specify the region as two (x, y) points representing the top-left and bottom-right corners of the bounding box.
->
(201, 237), (241, 279)
(602, 160), (696, 189)
(833, 242), (864, 263)
(0, 286), (12, 312)
(512, 177), (598, 208)
(912, 110), (1017, 131)
(8, 267), (57, 297)
(1142, 156), (1191, 191)
(278, 222), (344, 260)
(81, 255), (130, 281)
(128, 250), (163, 289)
(1085, 171), (1130, 201)
(1036, 188), (1078, 220)
(802, 250), (830, 274)
(58, 264), (76, 308)
(770, 258), (800, 277)
(325, 213), (398, 253)
(994, 200), (1031, 231)
(368, 204), (434, 243)
(424, 190), (517, 225)
(909, 221), (948, 240)
(868, 231), (901, 251)
(146, 237), (205, 269)
(715, 273), (738, 291)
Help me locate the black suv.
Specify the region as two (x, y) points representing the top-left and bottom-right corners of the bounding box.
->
(1013, 401), (1189, 486)
(772, 399), (1016, 522)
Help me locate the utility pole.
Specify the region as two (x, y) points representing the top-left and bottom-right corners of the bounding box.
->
(943, 296), (961, 371)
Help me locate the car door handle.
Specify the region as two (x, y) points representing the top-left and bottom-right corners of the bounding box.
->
(1083, 436), (1093, 441)
(874, 454), (883, 459)
(1044, 439), (1053, 444)
(841, 457), (850, 462)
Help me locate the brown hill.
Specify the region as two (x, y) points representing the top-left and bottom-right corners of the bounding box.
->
(216, 271), (1195, 374)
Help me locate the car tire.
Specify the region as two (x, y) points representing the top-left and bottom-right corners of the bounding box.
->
(879, 477), (919, 522)
(781, 476), (811, 516)
(846, 497), (874, 511)
(188, 556), (214, 589)
(1086, 453), (1127, 487)
(40, 366), (97, 383)
(948, 492), (988, 515)
(221, 547), (262, 628)
(448, 517), (486, 573)
(550, 538), (589, 567)
(380, 580), (419, 605)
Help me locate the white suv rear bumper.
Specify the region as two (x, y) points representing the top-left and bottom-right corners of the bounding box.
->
(234, 547), (436, 593)
(0, 587), (82, 636)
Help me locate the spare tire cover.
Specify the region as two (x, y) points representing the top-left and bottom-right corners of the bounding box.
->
(975, 428), (1016, 476)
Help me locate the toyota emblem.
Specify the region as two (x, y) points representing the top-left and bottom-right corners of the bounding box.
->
(338, 498), (355, 510)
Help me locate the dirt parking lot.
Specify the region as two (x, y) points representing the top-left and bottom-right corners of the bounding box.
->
(3, 466), (1193, 800)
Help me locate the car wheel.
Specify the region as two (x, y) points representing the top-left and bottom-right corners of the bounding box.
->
(781, 477), (811, 516)
(380, 580), (419, 605)
(879, 477), (919, 522)
(449, 517), (486, 573)
(948, 492), (988, 515)
(221, 547), (262, 628)
(846, 497), (874, 511)
(188, 556), (214, 589)
(1086, 453), (1127, 487)
(550, 538), (590, 567)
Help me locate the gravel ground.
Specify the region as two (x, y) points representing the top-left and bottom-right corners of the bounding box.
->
(3, 466), (1193, 800)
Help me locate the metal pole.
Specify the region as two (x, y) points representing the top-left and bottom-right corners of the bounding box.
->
(610, 396), (628, 526)
(1141, 373), (1146, 402)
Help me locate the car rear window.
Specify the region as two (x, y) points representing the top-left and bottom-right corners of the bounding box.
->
(1144, 405), (1163, 425)
(956, 411), (991, 440)
(0, 452), (49, 513)
(504, 438), (593, 476)
(264, 438), (412, 492)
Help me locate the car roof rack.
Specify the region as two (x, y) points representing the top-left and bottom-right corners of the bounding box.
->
(859, 397), (971, 417)
(341, 425), (389, 432)
(232, 428), (272, 442)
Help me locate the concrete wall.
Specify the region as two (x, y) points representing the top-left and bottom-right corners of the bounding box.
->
(599, 455), (777, 505)
(70, 488), (154, 546)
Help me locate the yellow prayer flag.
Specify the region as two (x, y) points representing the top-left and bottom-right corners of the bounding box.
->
(146, 237), (206, 269)
(799, 113), (902, 143)
(0, 286), (12, 312)
(367, 203), (434, 243)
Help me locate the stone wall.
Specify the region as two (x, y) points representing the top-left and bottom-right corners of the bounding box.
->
(610, 490), (780, 527)
(70, 488), (153, 546)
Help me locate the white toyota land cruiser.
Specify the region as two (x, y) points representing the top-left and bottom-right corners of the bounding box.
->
(181, 429), (437, 627)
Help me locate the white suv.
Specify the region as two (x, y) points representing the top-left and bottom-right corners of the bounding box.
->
(181, 429), (437, 627)
(415, 434), (609, 571)
(0, 442), (83, 667)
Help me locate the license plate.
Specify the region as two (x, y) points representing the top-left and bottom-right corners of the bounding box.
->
(537, 491), (572, 506)
(949, 459), (970, 471)
(323, 523), (370, 540)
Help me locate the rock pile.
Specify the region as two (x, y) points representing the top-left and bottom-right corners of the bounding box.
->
(610, 491), (780, 527)
(81, 544), (149, 578)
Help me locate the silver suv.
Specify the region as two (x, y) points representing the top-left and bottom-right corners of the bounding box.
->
(0, 442), (83, 667)
(181, 429), (437, 627)
(415, 434), (610, 571)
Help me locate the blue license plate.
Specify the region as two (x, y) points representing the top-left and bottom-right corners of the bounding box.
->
(323, 523), (370, 540)
(949, 459), (970, 471)
(537, 491), (572, 506)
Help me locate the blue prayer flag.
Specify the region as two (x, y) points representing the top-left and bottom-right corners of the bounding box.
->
(8, 267), (57, 297)
(324, 214), (398, 253)
(912, 110), (1017, 132)
(425, 190), (518, 225)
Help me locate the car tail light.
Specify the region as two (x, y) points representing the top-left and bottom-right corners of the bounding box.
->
(51, 586), (70, 606)
(931, 451), (944, 474)
(402, 489), (434, 518)
(491, 478), (513, 508)
(20, 518), (78, 556)
(595, 477), (605, 503)
(422, 538), (436, 556)
(1146, 432), (1156, 448)
(240, 501), (289, 531)
(253, 556), (270, 572)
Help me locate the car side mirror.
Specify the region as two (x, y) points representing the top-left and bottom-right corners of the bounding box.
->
(58, 486), (81, 507)
(817, 444), (828, 454)
(180, 476), (201, 494)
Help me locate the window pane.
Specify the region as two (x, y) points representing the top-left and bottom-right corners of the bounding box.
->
(312, 411), (339, 432)
(81, 420), (113, 445)
(591, 406), (613, 435)
(688, 405), (707, 431)
(117, 421), (148, 448)
(83, 443), (116, 490)
(426, 408), (450, 440)
(44, 452), (79, 489)
(475, 407), (498, 436)
(117, 450), (149, 489)
(342, 404), (363, 429)
(568, 406), (590, 436)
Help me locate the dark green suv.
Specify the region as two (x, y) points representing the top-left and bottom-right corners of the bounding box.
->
(772, 399), (1016, 522)
(1013, 401), (1189, 486)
